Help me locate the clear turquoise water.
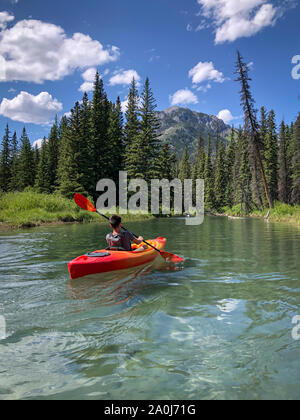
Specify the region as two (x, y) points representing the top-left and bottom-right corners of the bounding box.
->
(0, 216), (299, 400)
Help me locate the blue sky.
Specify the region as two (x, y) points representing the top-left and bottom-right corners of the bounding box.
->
(0, 0), (299, 146)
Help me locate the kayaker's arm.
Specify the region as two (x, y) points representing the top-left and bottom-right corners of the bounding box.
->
(133, 236), (144, 245)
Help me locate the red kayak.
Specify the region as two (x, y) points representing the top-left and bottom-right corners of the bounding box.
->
(68, 237), (167, 279)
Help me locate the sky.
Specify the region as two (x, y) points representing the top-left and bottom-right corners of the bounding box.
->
(0, 0), (299, 146)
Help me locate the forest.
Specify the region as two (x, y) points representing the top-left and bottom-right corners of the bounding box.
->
(0, 52), (300, 220)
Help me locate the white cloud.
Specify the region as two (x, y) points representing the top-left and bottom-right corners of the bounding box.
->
(33, 138), (45, 149)
(187, 24), (193, 31)
(170, 89), (198, 106)
(109, 69), (141, 86)
(195, 83), (212, 92)
(79, 67), (97, 92)
(0, 11), (14, 30)
(121, 99), (129, 113)
(0, 91), (63, 124)
(189, 61), (225, 85)
(0, 16), (120, 83)
(217, 109), (240, 124)
(197, 0), (283, 43)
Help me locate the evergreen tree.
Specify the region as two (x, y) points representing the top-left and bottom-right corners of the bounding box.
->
(35, 138), (51, 193)
(9, 131), (19, 191)
(0, 124), (11, 192)
(18, 128), (35, 190)
(179, 146), (191, 182)
(264, 110), (278, 202)
(107, 96), (124, 184)
(238, 129), (252, 215)
(138, 77), (161, 181)
(194, 135), (206, 179)
(285, 123), (294, 203)
(124, 78), (141, 179)
(259, 106), (268, 151)
(90, 72), (109, 197)
(204, 136), (215, 210)
(225, 127), (236, 207)
(214, 141), (227, 210)
(158, 142), (176, 180)
(79, 92), (93, 195)
(58, 103), (86, 198)
(47, 117), (59, 192)
(235, 51), (272, 208)
(291, 113), (300, 204)
(278, 121), (289, 203)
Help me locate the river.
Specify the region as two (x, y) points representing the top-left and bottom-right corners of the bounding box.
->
(0, 216), (299, 400)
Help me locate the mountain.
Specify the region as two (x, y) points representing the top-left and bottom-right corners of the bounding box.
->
(156, 106), (231, 158)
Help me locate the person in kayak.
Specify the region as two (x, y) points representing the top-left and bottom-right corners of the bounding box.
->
(106, 215), (146, 252)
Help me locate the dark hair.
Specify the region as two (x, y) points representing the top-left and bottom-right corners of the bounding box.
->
(109, 214), (122, 229)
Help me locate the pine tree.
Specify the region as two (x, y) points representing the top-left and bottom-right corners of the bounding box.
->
(47, 117), (59, 192)
(285, 123), (294, 203)
(124, 78), (141, 179)
(194, 135), (206, 179)
(191, 136), (205, 205)
(259, 107), (268, 151)
(79, 92), (93, 195)
(291, 113), (300, 204)
(35, 138), (51, 193)
(278, 121), (289, 203)
(204, 136), (215, 210)
(18, 128), (35, 190)
(214, 141), (227, 210)
(238, 130), (252, 215)
(90, 72), (109, 198)
(0, 124), (11, 192)
(138, 77), (161, 181)
(107, 96), (124, 184)
(264, 110), (278, 203)
(9, 131), (19, 191)
(179, 146), (191, 182)
(235, 51), (272, 208)
(158, 142), (176, 180)
(58, 103), (86, 198)
(225, 127), (236, 207)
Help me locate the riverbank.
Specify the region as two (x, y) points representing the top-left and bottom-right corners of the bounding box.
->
(221, 202), (300, 227)
(0, 191), (153, 230)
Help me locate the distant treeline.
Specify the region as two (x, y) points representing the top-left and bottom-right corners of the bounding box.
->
(0, 59), (300, 215)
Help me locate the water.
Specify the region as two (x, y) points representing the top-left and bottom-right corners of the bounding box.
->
(0, 216), (300, 400)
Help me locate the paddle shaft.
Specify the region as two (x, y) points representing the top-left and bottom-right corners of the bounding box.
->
(96, 210), (162, 254)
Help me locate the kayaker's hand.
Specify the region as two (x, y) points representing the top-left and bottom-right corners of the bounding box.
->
(138, 236), (144, 243)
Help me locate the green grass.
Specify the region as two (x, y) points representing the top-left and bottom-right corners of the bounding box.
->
(0, 191), (153, 228)
(221, 202), (300, 226)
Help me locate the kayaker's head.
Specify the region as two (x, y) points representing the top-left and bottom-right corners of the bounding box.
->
(109, 214), (122, 233)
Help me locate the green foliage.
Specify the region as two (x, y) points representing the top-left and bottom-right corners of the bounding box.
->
(204, 136), (215, 210)
(214, 142), (227, 210)
(291, 114), (300, 204)
(18, 128), (35, 190)
(264, 110), (278, 203)
(179, 146), (191, 182)
(0, 191), (153, 227)
(0, 124), (11, 192)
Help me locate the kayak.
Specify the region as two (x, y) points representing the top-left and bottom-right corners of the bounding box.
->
(68, 237), (167, 280)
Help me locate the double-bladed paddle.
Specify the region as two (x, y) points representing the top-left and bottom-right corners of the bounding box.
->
(74, 193), (184, 263)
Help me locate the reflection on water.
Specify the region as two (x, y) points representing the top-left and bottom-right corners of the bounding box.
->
(0, 217), (300, 400)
